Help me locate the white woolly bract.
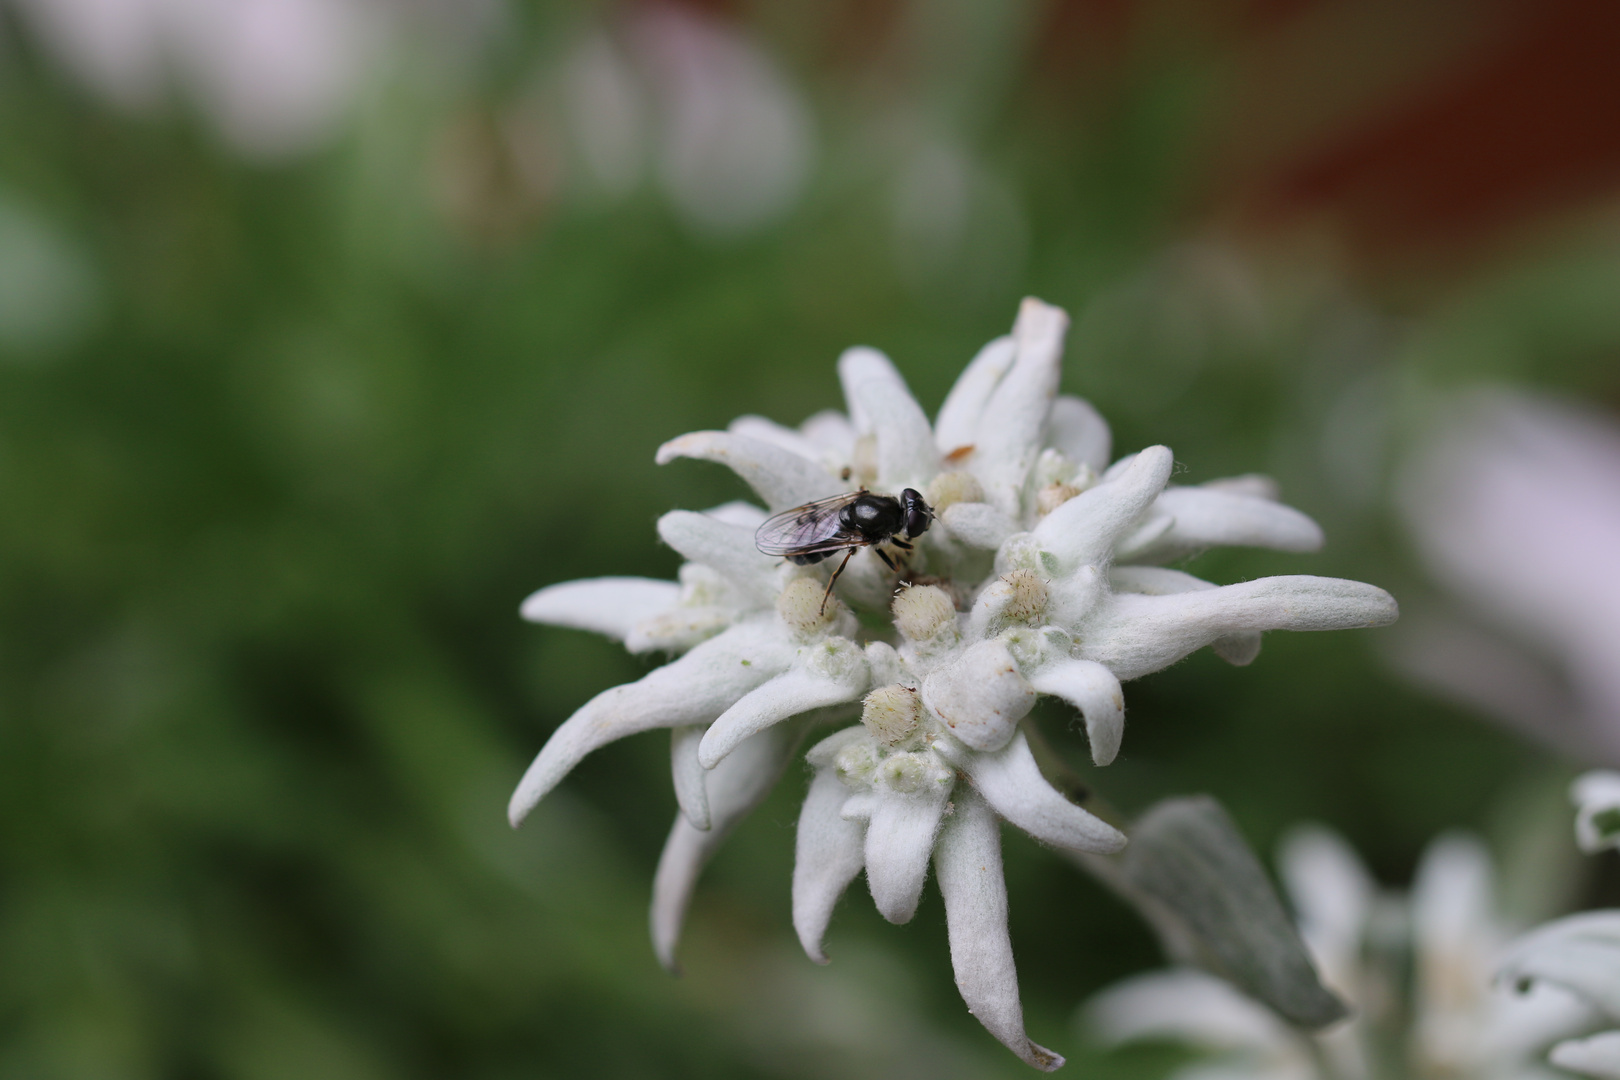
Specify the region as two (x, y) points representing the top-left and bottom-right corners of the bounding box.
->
(520, 576), (682, 641)
(1552, 1031), (1620, 1079)
(922, 639), (1035, 752)
(856, 784), (952, 925)
(1026, 658), (1124, 766)
(698, 639), (868, 768)
(508, 617), (792, 826)
(656, 429), (843, 512)
(1077, 576), (1398, 681)
(651, 721), (804, 972)
(942, 730), (1124, 854)
(935, 787), (1065, 1071)
(792, 767), (866, 963)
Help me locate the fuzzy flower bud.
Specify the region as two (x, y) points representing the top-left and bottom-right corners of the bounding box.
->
(1036, 481), (1082, 519)
(862, 684), (922, 745)
(875, 751), (952, 794)
(925, 470), (985, 513)
(892, 583), (957, 642)
(833, 740), (879, 787)
(969, 570), (1051, 640)
(776, 576), (839, 635)
(997, 569), (1049, 622)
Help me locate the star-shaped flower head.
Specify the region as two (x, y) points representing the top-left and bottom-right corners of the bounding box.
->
(509, 297), (1397, 1070)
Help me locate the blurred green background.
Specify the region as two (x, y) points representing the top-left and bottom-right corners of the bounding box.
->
(4, 0), (1620, 1076)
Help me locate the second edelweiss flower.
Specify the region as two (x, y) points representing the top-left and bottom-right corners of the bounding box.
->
(508, 296), (1397, 1070)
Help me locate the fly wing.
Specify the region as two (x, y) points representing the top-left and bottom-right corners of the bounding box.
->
(754, 492), (862, 556)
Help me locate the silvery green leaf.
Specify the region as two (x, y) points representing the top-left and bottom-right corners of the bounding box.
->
(1117, 795), (1347, 1029)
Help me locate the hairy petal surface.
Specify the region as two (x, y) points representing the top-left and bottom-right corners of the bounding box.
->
(520, 577), (681, 641)
(941, 502), (1020, 550)
(1027, 658), (1125, 766)
(1035, 445), (1174, 570)
(1079, 576), (1399, 681)
(1109, 565), (1262, 667)
(1119, 486), (1324, 564)
(935, 335), (1016, 456)
(698, 640), (870, 768)
(859, 785), (953, 924)
(657, 430), (844, 512)
(656, 511), (779, 604)
(921, 640), (1035, 752)
(972, 299), (1067, 518)
(1047, 394), (1111, 474)
(508, 619), (791, 825)
(935, 787), (1064, 1072)
(1552, 1032), (1620, 1079)
(670, 724), (710, 830)
(793, 767), (867, 963)
(837, 346), (938, 490)
(945, 730), (1126, 853)
(727, 414), (825, 463)
(650, 722), (806, 972)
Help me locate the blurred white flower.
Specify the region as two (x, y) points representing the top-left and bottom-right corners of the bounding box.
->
(1083, 827), (1601, 1080)
(510, 296), (1395, 1069)
(1573, 771), (1620, 855)
(1395, 389), (1620, 764)
(10, 0), (379, 158)
(1500, 912), (1620, 1080)
(549, 5), (812, 234)
(1489, 779), (1620, 1079)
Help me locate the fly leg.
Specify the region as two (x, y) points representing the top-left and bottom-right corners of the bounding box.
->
(874, 547), (898, 571)
(821, 548), (856, 614)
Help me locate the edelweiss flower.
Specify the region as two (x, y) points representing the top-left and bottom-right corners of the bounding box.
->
(509, 297), (1396, 1069)
(1494, 771), (1620, 1080)
(1500, 911), (1620, 1080)
(1571, 770), (1620, 855)
(1084, 826), (1603, 1080)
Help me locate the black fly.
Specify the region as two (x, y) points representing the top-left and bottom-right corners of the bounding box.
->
(755, 488), (935, 612)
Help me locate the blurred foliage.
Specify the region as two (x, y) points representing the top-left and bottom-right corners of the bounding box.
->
(1, 1), (1618, 1077)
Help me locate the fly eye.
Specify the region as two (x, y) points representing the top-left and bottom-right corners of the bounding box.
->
(904, 506), (932, 538)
